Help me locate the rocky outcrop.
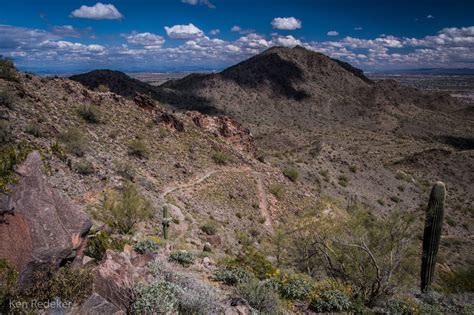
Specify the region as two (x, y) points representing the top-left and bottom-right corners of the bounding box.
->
(156, 111), (185, 132)
(0, 151), (91, 289)
(187, 111), (256, 156)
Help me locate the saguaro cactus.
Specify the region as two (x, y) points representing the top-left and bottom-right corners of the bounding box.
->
(162, 205), (171, 240)
(421, 181), (446, 292)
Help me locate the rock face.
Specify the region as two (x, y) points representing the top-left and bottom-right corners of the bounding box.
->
(0, 151), (91, 289)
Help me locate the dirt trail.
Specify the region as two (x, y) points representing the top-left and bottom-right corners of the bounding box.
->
(160, 166), (273, 230)
(254, 172), (273, 230)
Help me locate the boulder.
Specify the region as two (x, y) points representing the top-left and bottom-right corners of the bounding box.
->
(0, 151), (91, 289)
(76, 293), (125, 315)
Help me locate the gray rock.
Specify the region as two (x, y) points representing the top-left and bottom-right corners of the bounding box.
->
(76, 293), (125, 315)
(0, 151), (92, 289)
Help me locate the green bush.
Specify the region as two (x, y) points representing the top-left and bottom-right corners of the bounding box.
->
(113, 159), (135, 180)
(200, 220), (219, 235)
(384, 296), (419, 315)
(77, 104), (102, 124)
(308, 290), (351, 313)
(0, 259), (18, 313)
(95, 84), (109, 93)
(213, 267), (254, 286)
(0, 121), (13, 145)
(134, 239), (159, 255)
(75, 159), (94, 175)
(128, 139), (149, 158)
(212, 151), (229, 165)
(169, 250), (195, 267)
(25, 123), (43, 138)
(132, 281), (182, 314)
(0, 143), (33, 192)
(22, 263), (93, 305)
(283, 167), (298, 182)
(349, 165), (357, 173)
(338, 175), (349, 187)
(237, 248), (277, 280)
(84, 231), (128, 261)
(91, 183), (153, 234)
(59, 128), (87, 157)
(280, 274), (313, 300)
(439, 266), (474, 293)
(269, 183), (285, 200)
(237, 280), (281, 314)
(0, 57), (18, 82)
(0, 90), (15, 109)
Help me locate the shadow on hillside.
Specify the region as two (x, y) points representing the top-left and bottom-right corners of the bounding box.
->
(220, 52), (310, 101)
(155, 88), (225, 115)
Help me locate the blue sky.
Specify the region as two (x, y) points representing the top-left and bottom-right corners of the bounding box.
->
(0, 0), (473, 72)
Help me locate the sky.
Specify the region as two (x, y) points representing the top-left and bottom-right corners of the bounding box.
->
(0, 0), (473, 73)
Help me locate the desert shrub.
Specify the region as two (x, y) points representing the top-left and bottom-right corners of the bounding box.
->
(236, 247), (277, 280)
(95, 84), (109, 93)
(283, 167), (298, 182)
(338, 175), (349, 187)
(75, 159), (94, 175)
(0, 259), (18, 313)
(212, 151), (229, 165)
(280, 205), (417, 306)
(0, 143), (33, 192)
(50, 141), (67, 161)
(439, 266), (474, 293)
(0, 90), (15, 109)
(59, 128), (87, 157)
(25, 123), (43, 138)
(127, 139), (149, 158)
(349, 165), (357, 173)
(269, 183), (285, 200)
(84, 231), (129, 261)
(91, 183), (153, 234)
(308, 290), (351, 313)
(165, 272), (222, 314)
(200, 220), (219, 235)
(113, 159), (135, 180)
(77, 104), (102, 124)
(23, 263), (93, 304)
(132, 281), (182, 314)
(133, 239), (159, 255)
(0, 121), (13, 145)
(280, 274), (313, 300)
(0, 57), (18, 82)
(169, 250), (195, 267)
(384, 296), (420, 315)
(237, 280), (281, 314)
(213, 267), (254, 286)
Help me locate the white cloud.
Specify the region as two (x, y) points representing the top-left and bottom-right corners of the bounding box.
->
(272, 35), (302, 47)
(427, 15), (435, 19)
(231, 25), (242, 32)
(164, 23), (204, 39)
(271, 17), (302, 30)
(39, 40), (105, 53)
(181, 0), (215, 8)
(354, 27), (363, 31)
(126, 32), (165, 47)
(327, 31), (339, 36)
(70, 3), (123, 20)
(209, 29), (220, 35)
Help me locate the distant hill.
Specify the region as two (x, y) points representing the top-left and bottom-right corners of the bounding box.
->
(70, 69), (160, 98)
(376, 68), (474, 76)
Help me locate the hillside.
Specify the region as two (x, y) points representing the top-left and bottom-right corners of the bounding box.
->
(1, 51), (473, 314)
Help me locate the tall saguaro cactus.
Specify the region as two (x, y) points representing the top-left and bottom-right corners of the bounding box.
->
(162, 205), (171, 240)
(421, 181), (446, 292)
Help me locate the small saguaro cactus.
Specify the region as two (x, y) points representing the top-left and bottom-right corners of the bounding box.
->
(162, 205), (171, 240)
(421, 181), (446, 293)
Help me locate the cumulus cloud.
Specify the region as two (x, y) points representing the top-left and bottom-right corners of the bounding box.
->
(209, 29), (220, 35)
(231, 25), (242, 32)
(125, 32), (165, 47)
(2, 23), (474, 72)
(271, 17), (302, 30)
(272, 35), (302, 47)
(427, 15), (435, 19)
(327, 31), (339, 36)
(164, 23), (204, 39)
(181, 0), (215, 8)
(70, 2), (123, 20)
(231, 25), (255, 35)
(354, 27), (363, 31)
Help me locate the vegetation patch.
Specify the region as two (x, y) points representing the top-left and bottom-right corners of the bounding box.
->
(283, 166), (299, 182)
(212, 150), (229, 165)
(128, 139), (149, 159)
(59, 128), (87, 157)
(77, 104), (102, 124)
(169, 250), (195, 267)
